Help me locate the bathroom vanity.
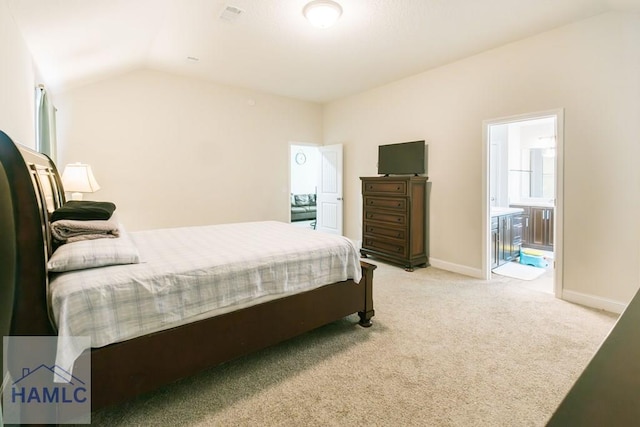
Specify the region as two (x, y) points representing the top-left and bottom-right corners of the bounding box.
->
(491, 207), (525, 269)
(510, 203), (554, 251)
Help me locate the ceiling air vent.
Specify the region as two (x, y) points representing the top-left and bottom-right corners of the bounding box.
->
(219, 5), (244, 21)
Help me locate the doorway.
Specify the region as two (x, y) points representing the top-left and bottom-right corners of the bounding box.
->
(289, 143), (320, 230)
(289, 143), (344, 235)
(483, 110), (564, 297)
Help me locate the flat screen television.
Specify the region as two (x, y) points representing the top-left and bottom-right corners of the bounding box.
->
(377, 140), (428, 176)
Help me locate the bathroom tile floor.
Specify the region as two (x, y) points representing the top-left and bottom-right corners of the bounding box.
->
(494, 250), (555, 294)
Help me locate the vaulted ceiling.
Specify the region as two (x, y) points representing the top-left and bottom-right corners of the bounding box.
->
(7, 0), (638, 103)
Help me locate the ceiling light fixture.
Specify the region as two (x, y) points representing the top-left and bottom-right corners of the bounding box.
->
(303, 0), (343, 29)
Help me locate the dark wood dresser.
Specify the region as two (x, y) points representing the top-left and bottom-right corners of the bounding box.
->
(360, 176), (429, 271)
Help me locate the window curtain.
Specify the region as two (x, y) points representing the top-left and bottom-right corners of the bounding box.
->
(35, 86), (57, 160)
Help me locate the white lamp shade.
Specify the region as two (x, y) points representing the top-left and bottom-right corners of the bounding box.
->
(61, 163), (100, 195)
(303, 0), (342, 29)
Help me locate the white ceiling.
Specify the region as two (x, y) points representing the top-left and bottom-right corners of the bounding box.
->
(7, 0), (639, 103)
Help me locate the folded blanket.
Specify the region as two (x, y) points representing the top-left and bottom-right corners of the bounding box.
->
(51, 215), (120, 243)
(51, 200), (116, 222)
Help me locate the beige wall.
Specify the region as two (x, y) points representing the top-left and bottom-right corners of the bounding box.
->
(47, 11), (640, 310)
(55, 69), (323, 231)
(324, 12), (640, 309)
(0, 0), (36, 147)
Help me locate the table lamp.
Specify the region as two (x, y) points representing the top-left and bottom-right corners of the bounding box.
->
(61, 162), (100, 200)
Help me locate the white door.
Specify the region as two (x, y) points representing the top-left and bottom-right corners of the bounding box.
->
(316, 144), (343, 235)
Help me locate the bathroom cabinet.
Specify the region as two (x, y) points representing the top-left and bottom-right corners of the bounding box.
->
(530, 207), (554, 250)
(510, 204), (554, 251)
(492, 212), (524, 268)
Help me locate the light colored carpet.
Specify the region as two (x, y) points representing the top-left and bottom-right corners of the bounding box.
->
(86, 261), (617, 426)
(492, 261), (547, 281)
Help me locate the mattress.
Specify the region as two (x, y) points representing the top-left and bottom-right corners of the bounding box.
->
(49, 221), (362, 373)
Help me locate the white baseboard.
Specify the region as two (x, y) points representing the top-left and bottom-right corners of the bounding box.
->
(428, 257), (484, 279)
(561, 289), (626, 314)
(366, 252), (626, 314)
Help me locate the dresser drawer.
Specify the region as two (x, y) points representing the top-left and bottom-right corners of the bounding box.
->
(362, 181), (407, 195)
(363, 237), (407, 257)
(364, 209), (406, 225)
(364, 196), (406, 211)
(364, 223), (406, 241)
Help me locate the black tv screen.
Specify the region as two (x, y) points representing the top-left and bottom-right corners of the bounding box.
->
(377, 140), (427, 176)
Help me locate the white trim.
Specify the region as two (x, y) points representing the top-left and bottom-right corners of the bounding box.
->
(561, 289), (626, 314)
(429, 258), (484, 279)
(482, 122), (490, 280)
(553, 110), (565, 299)
(482, 109), (564, 297)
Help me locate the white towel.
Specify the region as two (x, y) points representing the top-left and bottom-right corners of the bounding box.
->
(51, 214), (120, 243)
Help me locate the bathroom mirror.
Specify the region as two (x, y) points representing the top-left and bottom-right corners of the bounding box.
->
(509, 146), (555, 202)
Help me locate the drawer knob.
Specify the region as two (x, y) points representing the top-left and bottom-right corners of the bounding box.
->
(397, 203), (401, 207)
(397, 218), (401, 222)
(396, 186), (401, 190)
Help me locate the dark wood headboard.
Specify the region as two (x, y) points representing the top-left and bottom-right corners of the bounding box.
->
(0, 130), (64, 338)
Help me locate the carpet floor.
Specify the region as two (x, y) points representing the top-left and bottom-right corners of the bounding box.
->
(86, 261), (617, 426)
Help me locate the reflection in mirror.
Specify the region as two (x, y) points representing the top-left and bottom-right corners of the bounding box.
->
(530, 148), (555, 199)
(508, 145), (555, 203)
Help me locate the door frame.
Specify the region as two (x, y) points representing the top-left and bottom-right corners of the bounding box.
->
(482, 109), (564, 297)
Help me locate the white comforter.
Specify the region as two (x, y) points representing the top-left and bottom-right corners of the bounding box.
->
(49, 221), (362, 373)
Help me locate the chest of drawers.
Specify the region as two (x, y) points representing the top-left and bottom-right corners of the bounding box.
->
(360, 176), (429, 271)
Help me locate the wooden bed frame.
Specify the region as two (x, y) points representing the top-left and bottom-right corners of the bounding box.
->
(0, 130), (375, 412)
(547, 288), (640, 425)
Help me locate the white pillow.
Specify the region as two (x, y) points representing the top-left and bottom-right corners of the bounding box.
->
(47, 226), (140, 272)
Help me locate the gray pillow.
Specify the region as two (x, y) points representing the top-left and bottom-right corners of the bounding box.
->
(294, 194), (310, 206)
(47, 225), (140, 272)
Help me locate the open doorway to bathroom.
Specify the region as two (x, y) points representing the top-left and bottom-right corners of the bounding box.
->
(289, 143), (319, 230)
(483, 110), (564, 297)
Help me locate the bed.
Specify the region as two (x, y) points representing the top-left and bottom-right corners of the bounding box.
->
(0, 130), (375, 413)
(547, 288), (640, 426)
